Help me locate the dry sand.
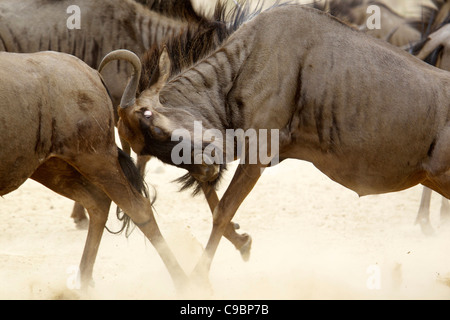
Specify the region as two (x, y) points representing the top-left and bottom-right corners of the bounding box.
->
(1, 158), (450, 299)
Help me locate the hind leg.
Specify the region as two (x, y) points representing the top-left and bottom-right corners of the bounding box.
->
(66, 151), (188, 291)
(69, 155), (152, 231)
(69, 156), (151, 231)
(31, 158), (110, 289)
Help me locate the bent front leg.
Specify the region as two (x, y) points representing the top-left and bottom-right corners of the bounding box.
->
(192, 163), (266, 284)
(201, 182), (252, 261)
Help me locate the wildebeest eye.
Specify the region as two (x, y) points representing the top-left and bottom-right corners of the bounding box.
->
(144, 110), (152, 119)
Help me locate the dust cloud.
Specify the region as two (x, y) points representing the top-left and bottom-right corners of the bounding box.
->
(1, 159), (450, 299)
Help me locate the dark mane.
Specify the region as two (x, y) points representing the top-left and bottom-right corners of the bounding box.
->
(138, 0), (266, 93)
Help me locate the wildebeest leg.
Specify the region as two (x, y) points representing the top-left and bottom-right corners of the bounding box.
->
(136, 155), (151, 177)
(415, 186), (435, 235)
(31, 158), (110, 289)
(69, 156), (151, 231)
(192, 163), (265, 284)
(70, 202), (89, 230)
(68, 152), (188, 290)
(200, 183), (252, 261)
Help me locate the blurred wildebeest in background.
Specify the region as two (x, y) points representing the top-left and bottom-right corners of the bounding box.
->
(314, 0), (421, 46)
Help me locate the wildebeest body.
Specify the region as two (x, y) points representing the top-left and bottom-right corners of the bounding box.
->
(0, 0), (192, 227)
(157, 7), (450, 195)
(102, 5), (450, 284)
(0, 51), (187, 290)
(0, 51), (114, 195)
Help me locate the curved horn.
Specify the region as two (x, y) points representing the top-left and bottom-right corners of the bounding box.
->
(99, 49), (141, 109)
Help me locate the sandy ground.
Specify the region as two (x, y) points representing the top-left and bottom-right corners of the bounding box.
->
(1, 157), (450, 300)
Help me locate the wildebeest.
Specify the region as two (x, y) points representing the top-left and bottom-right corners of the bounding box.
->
(0, 51), (186, 290)
(99, 2), (255, 261)
(0, 0), (197, 227)
(100, 3), (450, 285)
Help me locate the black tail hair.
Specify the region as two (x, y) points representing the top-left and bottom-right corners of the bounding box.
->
(106, 147), (153, 237)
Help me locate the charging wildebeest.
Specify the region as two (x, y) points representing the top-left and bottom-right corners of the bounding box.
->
(0, 51), (186, 290)
(99, 2), (254, 261)
(101, 3), (450, 285)
(0, 0), (198, 228)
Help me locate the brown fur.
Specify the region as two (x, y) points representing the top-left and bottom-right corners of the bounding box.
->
(0, 51), (187, 291)
(101, 1), (258, 261)
(0, 0), (202, 226)
(111, 4), (450, 285)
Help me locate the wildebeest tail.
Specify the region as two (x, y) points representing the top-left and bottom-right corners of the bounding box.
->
(106, 147), (152, 237)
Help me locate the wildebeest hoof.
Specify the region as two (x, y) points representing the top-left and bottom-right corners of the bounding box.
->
(238, 234), (252, 262)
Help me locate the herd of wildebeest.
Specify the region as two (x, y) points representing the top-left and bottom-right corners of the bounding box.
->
(1, 0), (450, 293)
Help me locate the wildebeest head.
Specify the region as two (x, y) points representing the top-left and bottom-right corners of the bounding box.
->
(98, 2), (246, 186)
(99, 49), (221, 184)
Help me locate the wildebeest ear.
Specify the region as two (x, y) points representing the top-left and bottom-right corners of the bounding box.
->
(158, 46), (171, 84)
